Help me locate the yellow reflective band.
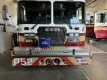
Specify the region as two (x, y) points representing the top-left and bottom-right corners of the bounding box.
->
(18, 36), (38, 42)
(79, 36), (85, 41)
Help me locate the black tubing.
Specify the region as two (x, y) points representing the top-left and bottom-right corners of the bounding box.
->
(13, 33), (18, 46)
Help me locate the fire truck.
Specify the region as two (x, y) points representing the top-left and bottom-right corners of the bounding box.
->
(94, 10), (107, 41)
(9, 0), (92, 66)
(86, 13), (94, 37)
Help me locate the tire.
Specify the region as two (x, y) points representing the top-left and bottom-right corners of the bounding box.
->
(96, 39), (102, 42)
(13, 33), (18, 46)
(92, 31), (96, 39)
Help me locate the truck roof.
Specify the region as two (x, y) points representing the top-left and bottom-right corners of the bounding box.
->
(17, 0), (85, 2)
(97, 10), (107, 13)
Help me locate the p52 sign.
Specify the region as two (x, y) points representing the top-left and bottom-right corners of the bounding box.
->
(13, 58), (32, 66)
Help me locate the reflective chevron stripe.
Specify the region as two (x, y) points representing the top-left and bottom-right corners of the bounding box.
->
(12, 57), (92, 66)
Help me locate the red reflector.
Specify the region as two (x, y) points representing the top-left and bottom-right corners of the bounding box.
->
(36, 33), (38, 36)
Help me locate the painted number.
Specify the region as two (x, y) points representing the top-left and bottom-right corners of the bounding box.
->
(13, 58), (32, 66)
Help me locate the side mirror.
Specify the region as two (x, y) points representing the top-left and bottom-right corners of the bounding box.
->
(2, 5), (9, 20)
(2, 5), (9, 32)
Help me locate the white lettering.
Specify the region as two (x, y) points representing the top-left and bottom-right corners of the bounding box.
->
(21, 58), (26, 65)
(27, 58), (32, 65)
(42, 41), (48, 44)
(14, 58), (20, 66)
(14, 58), (33, 66)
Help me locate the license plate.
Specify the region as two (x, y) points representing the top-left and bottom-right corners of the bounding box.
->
(77, 58), (87, 64)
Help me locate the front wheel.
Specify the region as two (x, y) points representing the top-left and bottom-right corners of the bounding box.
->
(92, 31), (96, 39)
(96, 39), (102, 42)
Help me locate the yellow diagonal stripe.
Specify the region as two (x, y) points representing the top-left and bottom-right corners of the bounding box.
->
(18, 36), (25, 42)
(18, 36), (38, 42)
(94, 27), (107, 30)
(86, 24), (94, 27)
(79, 36), (85, 41)
(65, 36), (85, 42)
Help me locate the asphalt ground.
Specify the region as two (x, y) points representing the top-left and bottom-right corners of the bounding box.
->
(86, 36), (107, 52)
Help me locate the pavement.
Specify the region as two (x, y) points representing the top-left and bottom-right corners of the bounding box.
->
(86, 37), (107, 53)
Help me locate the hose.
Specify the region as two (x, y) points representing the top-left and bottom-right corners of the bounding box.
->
(13, 33), (18, 46)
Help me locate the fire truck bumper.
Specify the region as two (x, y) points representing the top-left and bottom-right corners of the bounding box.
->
(11, 46), (92, 66)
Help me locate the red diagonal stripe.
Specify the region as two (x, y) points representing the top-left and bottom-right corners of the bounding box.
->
(60, 57), (74, 65)
(32, 57), (46, 66)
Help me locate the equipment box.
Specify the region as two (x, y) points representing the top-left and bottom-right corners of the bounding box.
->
(38, 38), (50, 48)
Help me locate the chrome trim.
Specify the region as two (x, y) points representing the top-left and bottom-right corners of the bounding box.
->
(12, 46), (92, 57)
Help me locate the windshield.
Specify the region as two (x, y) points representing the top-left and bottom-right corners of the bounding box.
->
(54, 2), (85, 24)
(96, 13), (106, 23)
(17, 1), (51, 24)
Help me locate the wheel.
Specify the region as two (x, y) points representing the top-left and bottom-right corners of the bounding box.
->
(92, 31), (96, 39)
(96, 39), (102, 42)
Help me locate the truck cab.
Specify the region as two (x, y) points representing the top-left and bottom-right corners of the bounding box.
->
(94, 10), (107, 40)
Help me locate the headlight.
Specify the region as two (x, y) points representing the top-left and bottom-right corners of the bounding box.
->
(69, 33), (79, 37)
(24, 33), (29, 37)
(69, 33), (74, 36)
(82, 26), (86, 32)
(74, 33), (79, 36)
(30, 33), (35, 37)
(24, 33), (35, 37)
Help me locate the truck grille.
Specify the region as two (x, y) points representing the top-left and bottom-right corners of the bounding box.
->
(38, 27), (67, 46)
